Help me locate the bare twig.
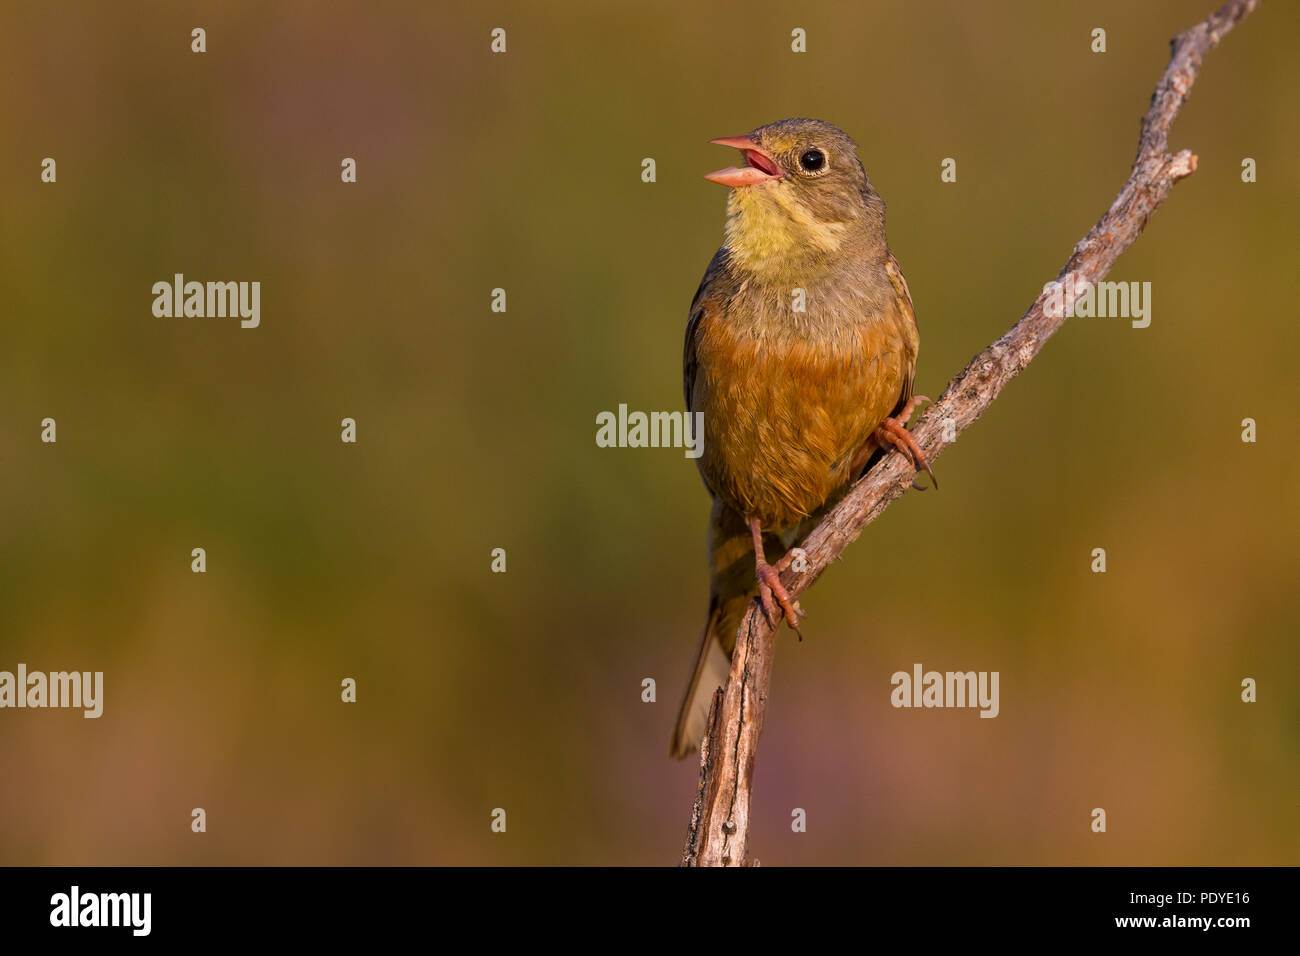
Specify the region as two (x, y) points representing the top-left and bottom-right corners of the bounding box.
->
(681, 0), (1259, 867)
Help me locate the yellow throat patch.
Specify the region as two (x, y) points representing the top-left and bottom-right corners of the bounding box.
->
(724, 182), (849, 277)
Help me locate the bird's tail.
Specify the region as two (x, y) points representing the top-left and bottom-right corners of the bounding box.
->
(671, 499), (827, 759)
(670, 599), (731, 760)
(671, 501), (759, 759)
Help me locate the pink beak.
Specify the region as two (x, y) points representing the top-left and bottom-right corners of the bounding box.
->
(704, 135), (782, 187)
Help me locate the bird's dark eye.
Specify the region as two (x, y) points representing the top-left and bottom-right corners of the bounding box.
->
(799, 148), (825, 172)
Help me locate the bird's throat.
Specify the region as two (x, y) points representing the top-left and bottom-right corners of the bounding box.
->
(723, 183), (855, 282)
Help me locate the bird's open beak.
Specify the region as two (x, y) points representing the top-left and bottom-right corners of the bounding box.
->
(704, 135), (782, 187)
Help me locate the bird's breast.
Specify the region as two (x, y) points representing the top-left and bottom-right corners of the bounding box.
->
(692, 285), (911, 531)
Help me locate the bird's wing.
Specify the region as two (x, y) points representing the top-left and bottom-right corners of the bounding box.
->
(884, 251), (920, 415)
(683, 248), (733, 415)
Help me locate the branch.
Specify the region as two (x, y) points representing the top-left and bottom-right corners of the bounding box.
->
(680, 0), (1259, 867)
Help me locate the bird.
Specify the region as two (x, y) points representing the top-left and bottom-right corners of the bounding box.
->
(671, 118), (933, 760)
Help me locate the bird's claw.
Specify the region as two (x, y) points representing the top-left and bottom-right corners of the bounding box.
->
(756, 560), (804, 635)
(875, 397), (938, 490)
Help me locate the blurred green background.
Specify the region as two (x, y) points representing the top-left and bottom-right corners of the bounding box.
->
(1, 0), (1296, 865)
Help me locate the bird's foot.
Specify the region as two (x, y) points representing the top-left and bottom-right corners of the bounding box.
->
(756, 559), (804, 637)
(874, 395), (938, 489)
(747, 515), (805, 637)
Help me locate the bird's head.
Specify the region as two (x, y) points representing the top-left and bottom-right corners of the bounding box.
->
(705, 118), (885, 278)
